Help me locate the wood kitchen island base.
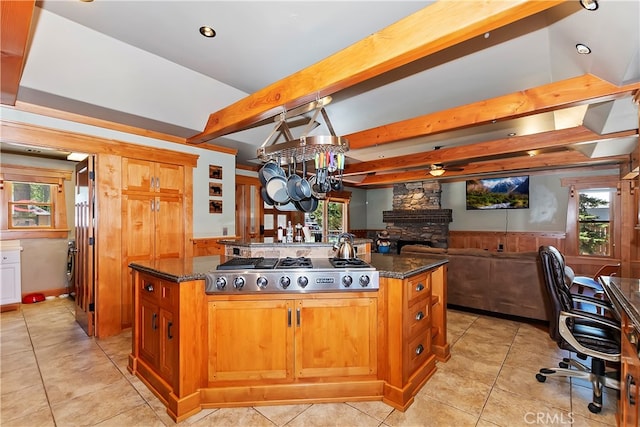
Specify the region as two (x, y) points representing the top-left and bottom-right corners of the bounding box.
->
(128, 254), (449, 422)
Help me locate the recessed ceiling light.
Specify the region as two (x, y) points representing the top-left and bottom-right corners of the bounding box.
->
(579, 0), (598, 11)
(508, 132), (516, 137)
(199, 26), (216, 38)
(576, 43), (591, 54)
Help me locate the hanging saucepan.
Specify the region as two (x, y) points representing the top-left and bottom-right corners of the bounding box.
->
(258, 160), (285, 187)
(261, 187), (274, 206)
(297, 195), (319, 213)
(266, 174), (289, 204)
(286, 158), (304, 202)
(295, 159), (312, 200)
(275, 201), (297, 211)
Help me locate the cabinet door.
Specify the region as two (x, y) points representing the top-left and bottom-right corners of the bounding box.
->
(159, 307), (176, 385)
(295, 297), (377, 378)
(155, 195), (184, 259)
(139, 298), (159, 367)
(208, 300), (294, 382)
(122, 194), (156, 262)
(122, 158), (154, 193)
(155, 163), (183, 195)
(0, 262), (21, 305)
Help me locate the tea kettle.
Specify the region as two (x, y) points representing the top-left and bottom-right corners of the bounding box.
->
(333, 233), (356, 259)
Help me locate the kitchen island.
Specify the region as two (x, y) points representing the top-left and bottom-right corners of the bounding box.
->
(128, 252), (449, 422)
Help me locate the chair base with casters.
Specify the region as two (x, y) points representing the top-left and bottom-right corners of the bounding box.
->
(537, 246), (621, 414)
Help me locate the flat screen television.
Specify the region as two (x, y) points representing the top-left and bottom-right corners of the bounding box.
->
(466, 176), (529, 210)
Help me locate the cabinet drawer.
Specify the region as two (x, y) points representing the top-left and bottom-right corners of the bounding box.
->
(406, 273), (430, 306)
(160, 282), (177, 309)
(407, 332), (431, 375)
(0, 251), (20, 264)
(407, 300), (430, 340)
(140, 276), (160, 302)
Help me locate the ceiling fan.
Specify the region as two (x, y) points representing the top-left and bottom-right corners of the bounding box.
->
(428, 163), (464, 177)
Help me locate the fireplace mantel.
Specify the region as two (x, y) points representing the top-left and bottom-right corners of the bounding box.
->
(383, 209), (452, 224)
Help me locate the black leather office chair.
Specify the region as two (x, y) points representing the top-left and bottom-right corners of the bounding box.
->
(536, 246), (620, 414)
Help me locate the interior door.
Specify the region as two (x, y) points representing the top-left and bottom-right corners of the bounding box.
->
(75, 156), (96, 336)
(236, 176), (262, 240)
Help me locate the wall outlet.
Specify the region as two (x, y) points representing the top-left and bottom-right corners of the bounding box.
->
(223, 227), (228, 236)
(498, 243), (504, 252)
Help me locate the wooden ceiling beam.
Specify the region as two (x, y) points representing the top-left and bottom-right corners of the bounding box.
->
(346, 75), (640, 150)
(343, 126), (637, 176)
(1, 0), (35, 106)
(188, 0), (564, 144)
(356, 150), (628, 186)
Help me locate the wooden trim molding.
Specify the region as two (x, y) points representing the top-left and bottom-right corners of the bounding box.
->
(1, 119), (199, 167)
(1, 1), (35, 105)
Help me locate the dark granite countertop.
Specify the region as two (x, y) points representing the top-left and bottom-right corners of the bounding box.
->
(218, 238), (372, 247)
(129, 253), (448, 283)
(600, 276), (640, 331)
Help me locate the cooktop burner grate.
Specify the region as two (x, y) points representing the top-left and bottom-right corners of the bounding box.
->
(329, 257), (371, 268)
(276, 257), (313, 269)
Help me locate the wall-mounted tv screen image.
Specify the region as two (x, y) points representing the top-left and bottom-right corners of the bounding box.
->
(466, 176), (529, 210)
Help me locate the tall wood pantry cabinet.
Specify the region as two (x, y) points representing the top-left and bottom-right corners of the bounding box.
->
(121, 157), (186, 327)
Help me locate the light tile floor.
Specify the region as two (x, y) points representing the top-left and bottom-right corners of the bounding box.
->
(1, 297), (618, 427)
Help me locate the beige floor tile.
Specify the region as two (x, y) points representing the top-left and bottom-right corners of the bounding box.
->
(449, 336), (511, 366)
(280, 403), (381, 427)
(570, 382), (618, 426)
(0, 356), (43, 395)
(94, 403), (167, 427)
(0, 405), (55, 427)
(0, 330), (33, 356)
(347, 400), (395, 422)
(493, 363), (572, 411)
(50, 377), (146, 426)
(418, 366), (493, 416)
(253, 403), (312, 425)
(385, 398), (478, 427)
(480, 387), (571, 427)
(190, 406), (275, 427)
(43, 360), (126, 404)
(0, 382), (50, 423)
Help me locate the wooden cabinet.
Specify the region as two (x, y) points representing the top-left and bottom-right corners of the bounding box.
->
(0, 241), (21, 309)
(137, 275), (177, 385)
(620, 310), (640, 427)
(122, 157), (184, 195)
(129, 272), (207, 422)
(121, 157), (185, 327)
(381, 264), (449, 410)
(207, 295), (377, 383)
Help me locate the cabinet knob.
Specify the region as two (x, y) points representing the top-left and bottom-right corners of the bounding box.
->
(415, 344), (424, 355)
(144, 283), (154, 292)
(415, 283), (424, 292)
(415, 311), (424, 321)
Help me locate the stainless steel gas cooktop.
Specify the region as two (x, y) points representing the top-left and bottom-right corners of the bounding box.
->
(205, 256), (379, 294)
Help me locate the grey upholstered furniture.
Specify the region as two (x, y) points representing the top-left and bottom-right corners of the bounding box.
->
(401, 245), (548, 321)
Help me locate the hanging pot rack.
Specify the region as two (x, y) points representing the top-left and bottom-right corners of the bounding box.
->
(257, 96), (349, 164)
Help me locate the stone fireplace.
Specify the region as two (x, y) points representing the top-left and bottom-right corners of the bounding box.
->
(382, 181), (452, 248)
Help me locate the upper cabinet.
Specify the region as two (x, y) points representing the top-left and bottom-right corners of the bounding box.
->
(122, 158), (184, 195)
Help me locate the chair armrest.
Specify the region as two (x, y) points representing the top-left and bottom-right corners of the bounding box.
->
(565, 308), (620, 330)
(559, 310), (620, 362)
(572, 294), (614, 312)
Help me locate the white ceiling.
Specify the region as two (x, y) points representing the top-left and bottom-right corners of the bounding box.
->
(7, 1), (640, 180)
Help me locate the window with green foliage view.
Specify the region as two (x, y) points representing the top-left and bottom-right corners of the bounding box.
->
(9, 182), (54, 228)
(578, 189), (612, 256)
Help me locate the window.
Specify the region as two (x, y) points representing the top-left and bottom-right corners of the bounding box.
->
(305, 193), (350, 243)
(577, 188), (613, 256)
(562, 176), (619, 258)
(9, 182), (54, 228)
(1, 164), (71, 239)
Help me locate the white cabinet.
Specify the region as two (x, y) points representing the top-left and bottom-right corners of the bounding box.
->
(1, 240), (22, 306)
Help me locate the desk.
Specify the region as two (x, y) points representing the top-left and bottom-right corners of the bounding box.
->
(600, 276), (640, 427)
